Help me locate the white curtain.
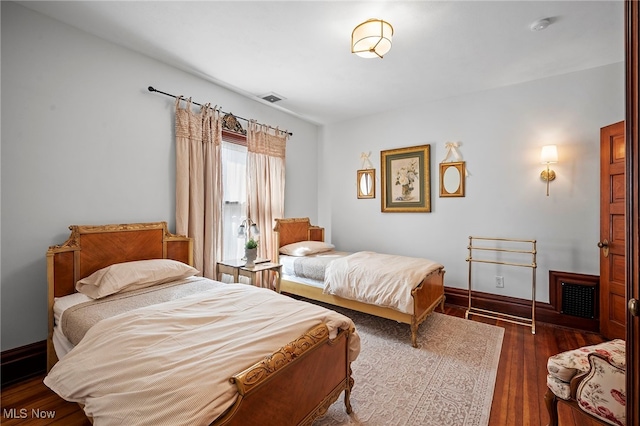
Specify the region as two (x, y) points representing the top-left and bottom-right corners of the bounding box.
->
(247, 121), (287, 266)
(221, 141), (247, 261)
(175, 99), (222, 278)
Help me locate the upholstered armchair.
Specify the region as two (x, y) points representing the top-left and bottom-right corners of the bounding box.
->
(545, 339), (626, 426)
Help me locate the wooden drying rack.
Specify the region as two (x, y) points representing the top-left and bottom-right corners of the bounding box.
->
(465, 236), (537, 334)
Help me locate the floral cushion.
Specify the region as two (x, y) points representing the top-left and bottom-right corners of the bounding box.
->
(546, 339), (626, 425)
(546, 374), (572, 400)
(547, 339), (625, 384)
(577, 353), (626, 426)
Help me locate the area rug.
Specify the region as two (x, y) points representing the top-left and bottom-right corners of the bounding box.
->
(312, 306), (504, 426)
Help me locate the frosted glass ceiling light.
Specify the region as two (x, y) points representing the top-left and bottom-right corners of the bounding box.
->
(351, 19), (393, 59)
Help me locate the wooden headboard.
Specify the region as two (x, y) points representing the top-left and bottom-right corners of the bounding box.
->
(46, 221), (192, 370)
(273, 217), (325, 250)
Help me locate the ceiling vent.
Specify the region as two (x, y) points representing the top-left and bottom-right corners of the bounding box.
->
(260, 92), (286, 103)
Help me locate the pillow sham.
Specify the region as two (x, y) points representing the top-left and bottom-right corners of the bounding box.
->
(279, 240), (335, 257)
(76, 259), (199, 299)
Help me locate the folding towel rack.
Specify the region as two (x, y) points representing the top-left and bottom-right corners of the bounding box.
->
(465, 236), (537, 334)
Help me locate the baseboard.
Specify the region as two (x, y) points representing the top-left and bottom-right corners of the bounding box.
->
(444, 286), (600, 333)
(1, 340), (47, 389)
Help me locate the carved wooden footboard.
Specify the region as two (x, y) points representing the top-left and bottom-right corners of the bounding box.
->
(46, 222), (354, 426)
(410, 268), (446, 346)
(214, 324), (353, 426)
(274, 217), (446, 347)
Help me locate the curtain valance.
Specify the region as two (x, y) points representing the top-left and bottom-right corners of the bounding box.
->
(248, 122), (287, 159)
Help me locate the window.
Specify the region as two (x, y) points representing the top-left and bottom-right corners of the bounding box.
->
(221, 139), (247, 260)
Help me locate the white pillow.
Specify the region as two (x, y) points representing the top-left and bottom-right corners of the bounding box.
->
(279, 241), (335, 257)
(76, 259), (199, 299)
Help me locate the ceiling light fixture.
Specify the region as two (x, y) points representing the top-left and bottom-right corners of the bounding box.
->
(351, 19), (393, 59)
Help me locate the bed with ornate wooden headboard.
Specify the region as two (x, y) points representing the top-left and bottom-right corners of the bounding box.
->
(46, 222), (192, 368)
(274, 217), (446, 347)
(45, 221), (356, 426)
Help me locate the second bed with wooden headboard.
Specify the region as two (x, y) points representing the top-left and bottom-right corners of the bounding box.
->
(274, 217), (446, 347)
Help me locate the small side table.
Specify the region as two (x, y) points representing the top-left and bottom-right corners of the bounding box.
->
(216, 259), (282, 293)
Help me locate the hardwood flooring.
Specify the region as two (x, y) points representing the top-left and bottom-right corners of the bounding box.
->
(443, 306), (607, 426)
(0, 304), (606, 426)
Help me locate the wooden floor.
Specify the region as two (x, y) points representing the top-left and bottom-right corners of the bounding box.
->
(0, 304), (606, 426)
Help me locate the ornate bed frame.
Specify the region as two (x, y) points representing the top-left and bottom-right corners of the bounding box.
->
(274, 217), (446, 347)
(46, 222), (353, 426)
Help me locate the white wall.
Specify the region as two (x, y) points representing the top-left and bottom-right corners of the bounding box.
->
(320, 63), (624, 303)
(0, 2), (319, 351)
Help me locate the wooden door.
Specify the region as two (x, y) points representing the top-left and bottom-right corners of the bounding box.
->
(599, 121), (626, 340)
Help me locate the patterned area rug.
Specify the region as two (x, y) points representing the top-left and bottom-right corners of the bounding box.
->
(313, 307), (504, 426)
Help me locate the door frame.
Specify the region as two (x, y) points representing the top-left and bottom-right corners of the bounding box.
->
(624, 1), (638, 425)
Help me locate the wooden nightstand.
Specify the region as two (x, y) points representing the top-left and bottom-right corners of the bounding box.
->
(216, 259), (282, 292)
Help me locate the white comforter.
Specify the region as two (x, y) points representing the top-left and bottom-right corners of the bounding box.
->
(44, 282), (359, 426)
(324, 251), (443, 314)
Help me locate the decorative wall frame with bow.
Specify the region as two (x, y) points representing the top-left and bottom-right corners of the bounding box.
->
(439, 142), (467, 197)
(357, 152), (376, 199)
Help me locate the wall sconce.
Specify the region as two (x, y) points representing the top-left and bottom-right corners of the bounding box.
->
(351, 19), (393, 59)
(540, 145), (558, 196)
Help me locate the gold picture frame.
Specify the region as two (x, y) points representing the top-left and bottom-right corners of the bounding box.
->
(439, 161), (466, 197)
(357, 169), (375, 199)
(380, 144), (431, 212)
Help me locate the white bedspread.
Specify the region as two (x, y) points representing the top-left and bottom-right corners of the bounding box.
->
(44, 282), (359, 426)
(324, 251), (443, 315)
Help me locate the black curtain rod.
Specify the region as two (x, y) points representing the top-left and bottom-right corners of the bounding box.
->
(147, 86), (292, 136)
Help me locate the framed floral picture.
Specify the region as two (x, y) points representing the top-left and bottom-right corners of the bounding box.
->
(380, 144), (431, 212)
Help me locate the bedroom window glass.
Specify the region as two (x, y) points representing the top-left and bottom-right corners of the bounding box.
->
(221, 140), (248, 261)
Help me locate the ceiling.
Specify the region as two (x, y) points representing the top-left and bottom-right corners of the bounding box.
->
(19, 1), (624, 125)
